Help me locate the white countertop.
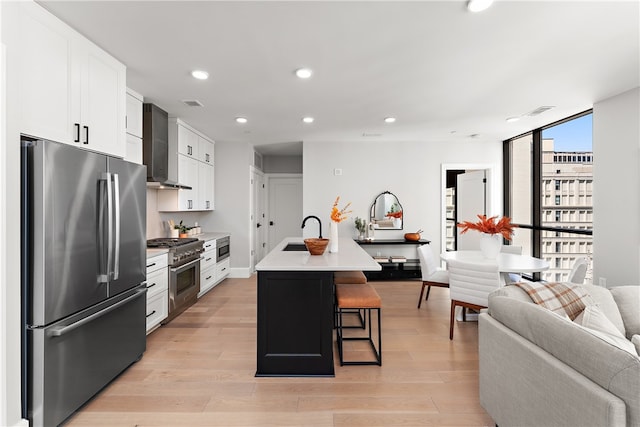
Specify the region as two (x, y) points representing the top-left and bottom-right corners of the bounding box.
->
(256, 237), (382, 272)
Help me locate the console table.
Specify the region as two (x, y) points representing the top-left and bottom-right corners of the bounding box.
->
(355, 239), (430, 280)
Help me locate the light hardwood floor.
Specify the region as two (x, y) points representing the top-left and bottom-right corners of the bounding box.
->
(66, 277), (494, 427)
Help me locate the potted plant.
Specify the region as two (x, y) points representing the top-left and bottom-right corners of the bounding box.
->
(176, 221), (190, 238)
(354, 217), (367, 240)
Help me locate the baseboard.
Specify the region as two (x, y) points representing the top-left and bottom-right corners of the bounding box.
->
(228, 267), (252, 279)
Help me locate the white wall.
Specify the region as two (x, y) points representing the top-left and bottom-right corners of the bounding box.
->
(263, 155), (302, 173)
(593, 87), (640, 286)
(193, 141), (254, 277)
(302, 139), (503, 254)
(1, 2), (30, 425)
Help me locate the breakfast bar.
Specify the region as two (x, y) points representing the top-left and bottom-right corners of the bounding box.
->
(255, 237), (381, 377)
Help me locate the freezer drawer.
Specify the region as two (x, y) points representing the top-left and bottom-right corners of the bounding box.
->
(27, 286), (146, 427)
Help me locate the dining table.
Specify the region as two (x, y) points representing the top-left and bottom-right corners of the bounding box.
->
(440, 250), (550, 286)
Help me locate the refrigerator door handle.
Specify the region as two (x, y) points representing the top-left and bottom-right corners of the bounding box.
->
(112, 173), (121, 280)
(48, 288), (146, 337)
(104, 172), (114, 281)
(97, 174), (109, 283)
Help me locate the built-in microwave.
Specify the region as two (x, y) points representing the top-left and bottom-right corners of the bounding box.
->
(216, 236), (230, 262)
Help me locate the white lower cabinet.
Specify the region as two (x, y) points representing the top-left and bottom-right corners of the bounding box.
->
(216, 258), (230, 281)
(146, 253), (168, 333)
(198, 237), (230, 297)
(199, 239), (217, 297)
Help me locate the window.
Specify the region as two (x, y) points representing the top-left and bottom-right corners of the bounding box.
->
(505, 111), (593, 283)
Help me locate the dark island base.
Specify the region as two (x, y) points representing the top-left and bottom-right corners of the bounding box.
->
(256, 270), (335, 377)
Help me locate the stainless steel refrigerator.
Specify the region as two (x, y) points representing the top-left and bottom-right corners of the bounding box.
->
(21, 137), (147, 427)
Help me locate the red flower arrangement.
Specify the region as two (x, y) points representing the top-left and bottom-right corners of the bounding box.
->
(457, 215), (515, 241)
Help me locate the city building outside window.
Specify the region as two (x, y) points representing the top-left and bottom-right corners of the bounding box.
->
(505, 111), (593, 283)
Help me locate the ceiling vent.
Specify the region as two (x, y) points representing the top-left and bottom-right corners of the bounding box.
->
(182, 99), (204, 107)
(527, 106), (554, 117)
(362, 132), (382, 137)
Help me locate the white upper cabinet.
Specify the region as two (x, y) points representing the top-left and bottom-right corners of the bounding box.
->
(126, 89), (143, 138)
(125, 89), (143, 164)
(177, 123), (199, 159)
(16, 2), (126, 158)
(199, 137), (214, 165)
(158, 118), (215, 212)
(199, 162), (214, 210)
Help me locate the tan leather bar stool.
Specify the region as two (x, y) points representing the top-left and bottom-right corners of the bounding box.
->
(335, 283), (382, 366)
(333, 271), (368, 328)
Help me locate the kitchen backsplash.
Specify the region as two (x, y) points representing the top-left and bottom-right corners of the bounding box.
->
(146, 189), (213, 239)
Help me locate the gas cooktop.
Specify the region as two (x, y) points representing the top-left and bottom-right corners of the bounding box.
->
(147, 238), (199, 248)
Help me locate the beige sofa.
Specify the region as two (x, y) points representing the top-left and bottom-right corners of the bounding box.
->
(479, 284), (640, 427)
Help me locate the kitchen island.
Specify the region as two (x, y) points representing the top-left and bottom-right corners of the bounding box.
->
(255, 237), (381, 377)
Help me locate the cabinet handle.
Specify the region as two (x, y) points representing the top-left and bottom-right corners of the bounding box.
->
(206, 153), (210, 163)
(206, 201), (210, 209)
(187, 145), (192, 155)
(74, 123), (80, 142)
(221, 267), (226, 272)
(83, 125), (89, 144)
(146, 262), (156, 268)
(146, 282), (156, 289)
(205, 275), (212, 280)
(146, 310), (157, 318)
(206, 257), (212, 262)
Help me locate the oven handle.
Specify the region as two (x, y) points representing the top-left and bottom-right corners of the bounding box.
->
(170, 257), (200, 273)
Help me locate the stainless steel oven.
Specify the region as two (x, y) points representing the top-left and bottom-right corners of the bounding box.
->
(168, 257), (200, 320)
(147, 238), (204, 323)
(216, 236), (230, 262)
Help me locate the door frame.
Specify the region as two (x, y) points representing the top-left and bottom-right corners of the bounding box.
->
(441, 163), (498, 256)
(265, 173), (303, 252)
(249, 166), (265, 273)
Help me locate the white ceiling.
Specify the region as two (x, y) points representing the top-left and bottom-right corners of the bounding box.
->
(38, 1), (639, 156)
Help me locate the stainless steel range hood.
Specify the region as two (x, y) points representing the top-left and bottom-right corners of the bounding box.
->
(142, 103), (192, 190)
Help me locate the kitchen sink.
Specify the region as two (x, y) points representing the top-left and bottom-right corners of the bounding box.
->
(282, 243), (308, 251)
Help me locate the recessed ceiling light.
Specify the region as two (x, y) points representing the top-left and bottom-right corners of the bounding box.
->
(295, 68), (313, 79)
(302, 117), (314, 123)
(235, 117), (248, 124)
(467, 0), (494, 12)
(191, 70), (209, 80)
(506, 116), (520, 123)
(384, 117), (396, 123)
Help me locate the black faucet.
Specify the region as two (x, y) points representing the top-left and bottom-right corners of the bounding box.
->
(301, 215), (323, 238)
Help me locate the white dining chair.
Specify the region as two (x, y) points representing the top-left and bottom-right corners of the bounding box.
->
(447, 258), (501, 340)
(416, 245), (449, 308)
(501, 245), (523, 283)
(568, 257), (589, 284)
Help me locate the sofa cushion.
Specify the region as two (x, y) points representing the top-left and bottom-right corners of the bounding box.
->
(513, 281), (592, 320)
(488, 295), (640, 422)
(584, 284), (627, 336)
(574, 305), (638, 356)
(490, 284), (627, 336)
(610, 286), (640, 339)
(633, 335), (640, 355)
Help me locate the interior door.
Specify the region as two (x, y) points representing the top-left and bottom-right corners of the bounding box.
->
(267, 176), (303, 252)
(251, 168), (266, 270)
(456, 170), (487, 251)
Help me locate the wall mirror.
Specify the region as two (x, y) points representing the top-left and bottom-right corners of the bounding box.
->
(369, 191), (403, 230)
